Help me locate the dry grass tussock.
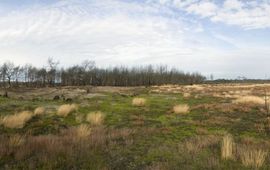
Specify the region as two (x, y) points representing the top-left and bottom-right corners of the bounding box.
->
(76, 124), (91, 138)
(173, 104), (190, 114)
(34, 107), (46, 115)
(184, 85), (204, 91)
(221, 134), (234, 160)
(57, 104), (78, 117)
(183, 93), (191, 98)
(132, 97), (146, 106)
(9, 134), (26, 147)
(233, 96), (265, 105)
(151, 89), (162, 93)
(0, 111), (33, 129)
(87, 111), (105, 126)
(238, 145), (268, 168)
(213, 92), (242, 99)
(184, 135), (220, 154)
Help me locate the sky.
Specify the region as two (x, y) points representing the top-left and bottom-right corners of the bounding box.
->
(0, 0), (270, 79)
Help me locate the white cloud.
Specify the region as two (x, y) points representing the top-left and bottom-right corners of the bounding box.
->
(212, 2), (270, 29)
(158, 0), (199, 8)
(183, 0), (270, 29)
(186, 1), (218, 17)
(223, 0), (243, 10)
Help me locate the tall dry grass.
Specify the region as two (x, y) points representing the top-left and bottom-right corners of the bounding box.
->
(34, 107), (46, 115)
(0, 126), (140, 169)
(9, 134), (26, 147)
(173, 104), (190, 114)
(238, 146), (268, 168)
(0, 111), (33, 129)
(184, 135), (220, 154)
(132, 98), (146, 106)
(233, 96), (265, 105)
(86, 111), (105, 126)
(76, 124), (91, 138)
(221, 134), (234, 160)
(57, 104), (78, 117)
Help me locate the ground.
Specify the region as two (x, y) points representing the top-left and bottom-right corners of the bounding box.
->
(0, 84), (270, 169)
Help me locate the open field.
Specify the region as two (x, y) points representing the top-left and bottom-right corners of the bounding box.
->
(1, 84), (270, 169)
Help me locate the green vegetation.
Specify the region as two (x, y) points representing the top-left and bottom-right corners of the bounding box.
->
(0, 85), (270, 169)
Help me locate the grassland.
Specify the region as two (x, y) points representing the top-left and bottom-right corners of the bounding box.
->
(0, 84), (270, 169)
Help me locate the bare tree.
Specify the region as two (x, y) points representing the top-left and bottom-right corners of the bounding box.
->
(47, 57), (59, 86)
(12, 66), (23, 87)
(81, 60), (95, 71)
(1, 61), (15, 88)
(0, 61), (16, 97)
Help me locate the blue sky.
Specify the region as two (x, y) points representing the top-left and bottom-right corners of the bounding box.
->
(0, 0), (270, 79)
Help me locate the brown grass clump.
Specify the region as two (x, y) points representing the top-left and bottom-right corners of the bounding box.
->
(183, 93), (191, 98)
(184, 135), (220, 154)
(1, 111), (33, 129)
(132, 98), (146, 107)
(238, 145), (268, 168)
(233, 96), (265, 105)
(57, 104), (78, 117)
(76, 124), (91, 138)
(86, 111), (105, 126)
(185, 85), (204, 91)
(9, 134), (26, 147)
(173, 104), (190, 114)
(221, 134), (234, 160)
(34, 107), (46, 115)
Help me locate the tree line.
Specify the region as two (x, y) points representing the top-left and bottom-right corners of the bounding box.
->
(0, 58), (206, 88)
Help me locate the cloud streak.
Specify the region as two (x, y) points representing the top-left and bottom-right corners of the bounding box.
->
(155, 0), (270, 29)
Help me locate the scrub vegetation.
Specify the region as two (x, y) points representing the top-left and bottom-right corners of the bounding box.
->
(0, 83), (270, 169)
